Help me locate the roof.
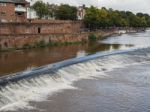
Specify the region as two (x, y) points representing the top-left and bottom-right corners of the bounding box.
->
(0, 0), (13, 3)
(13, 0), (27, 3)
(0, 0), (27, 4)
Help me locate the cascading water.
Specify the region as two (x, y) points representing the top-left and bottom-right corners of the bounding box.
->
(0, 48), (150, 111)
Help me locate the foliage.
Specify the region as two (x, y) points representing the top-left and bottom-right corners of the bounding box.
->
(55, 4), (77, 20)
(32, 1), (51, 19)
(34, 40), (46, 48)
(88, 33), (97, 41)
(84, 6), (150, 29)
(32, 1), (150, 27)
(23, 44), (32, 49)
(32, 2), (77, 20)
(84, 6), (99, 29)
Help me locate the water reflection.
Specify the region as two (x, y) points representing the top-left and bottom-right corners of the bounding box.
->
(0, 30), (150, 76)
(0, 44), (87, 75)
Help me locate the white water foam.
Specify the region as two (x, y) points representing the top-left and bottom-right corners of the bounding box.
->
(0, 50), (150, 111)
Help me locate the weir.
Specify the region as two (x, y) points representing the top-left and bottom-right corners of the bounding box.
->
(0, 47), (150, 110)
(0, 48), (138, 85)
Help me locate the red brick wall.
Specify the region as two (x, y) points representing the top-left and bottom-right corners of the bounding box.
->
(0, 20), (88, 51)
(0, 3), (15, 22)
(15, 12), (27, 22)
(0, 33), (88, 50)
(0, 30), (117, 51)
(0, 20), (84, 35)
(0, 2), (28, 23)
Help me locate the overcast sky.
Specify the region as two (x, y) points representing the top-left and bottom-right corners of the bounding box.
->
(30, 0), (150, 14)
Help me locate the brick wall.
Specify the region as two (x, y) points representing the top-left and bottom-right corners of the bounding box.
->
(0, 20), (117, 51)
(0, 30), (117, 51)
(0, 1), (28, 23)
(0, 3), (15, 22)
(0, 33), (88, 50)
(0, 20), (84, 35)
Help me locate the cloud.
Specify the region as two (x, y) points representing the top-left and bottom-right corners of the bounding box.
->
(30, 0), (150, 14)
(99, 0), (150, 14)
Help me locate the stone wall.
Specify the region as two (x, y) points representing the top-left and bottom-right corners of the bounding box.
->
(0, 20), (84, 35)
(0, 3), (15, 22)
(0, 33), (87, 50)
(0, 30), (117, 51)
(0, 20), (117, 51)
(0, 1), (28, 23)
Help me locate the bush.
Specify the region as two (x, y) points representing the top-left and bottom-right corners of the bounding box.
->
(34, 40), (46, 48)
(88, 33), (97, 41)
(23, 44), (32, 49)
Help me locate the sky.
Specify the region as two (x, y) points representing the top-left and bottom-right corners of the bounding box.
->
(30, 0), (150, 14)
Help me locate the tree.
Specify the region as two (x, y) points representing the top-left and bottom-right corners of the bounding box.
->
(32, 2), (150, 28)
(32, 1), (51, 19)
(84, 7), (129, 29)
(146, 17), (150, 27)
(97, 8), (109, 27)
(55, 4), (77, 20)
(84, 6), (99, 29)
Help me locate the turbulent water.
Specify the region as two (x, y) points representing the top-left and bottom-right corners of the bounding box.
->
(1, 30), (150, 111)
(0, 47), (150, 111)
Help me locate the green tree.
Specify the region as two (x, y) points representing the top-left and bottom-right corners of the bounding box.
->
(97, 8), (109, 28)
(32, 1), (51, 19)
(84, 6), (99, 29)
(55, 4), (77, 20)
(146, 18), (150, 26)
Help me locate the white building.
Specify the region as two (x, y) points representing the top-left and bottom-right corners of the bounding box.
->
(26, 0), (38, 19)
(77, 5), (86, 20)
(27, 8), (38, 19)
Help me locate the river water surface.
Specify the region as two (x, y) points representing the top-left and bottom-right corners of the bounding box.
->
(1, 30), (150, 76)
(1, 30), (150, 112)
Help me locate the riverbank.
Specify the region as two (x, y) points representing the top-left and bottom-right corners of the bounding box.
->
(0, 26), (146, 52)
(0, 29), (117, 52)
(0, 19), (146, 52)
(0, 30), (149, 75)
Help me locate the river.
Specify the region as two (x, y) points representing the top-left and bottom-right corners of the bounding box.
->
(1, 30), (150, 76)
(0, 30), (150, 112)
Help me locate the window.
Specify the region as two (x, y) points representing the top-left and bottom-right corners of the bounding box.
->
(18, 13), (23, 16)
(4, 42), (8, 48)
(38, 27), (41, 34)
(16, 12), (23, 16)
(0, 3), (6, 6)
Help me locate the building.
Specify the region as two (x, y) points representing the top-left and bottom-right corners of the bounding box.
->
(26, 0), (38, 20)
(27, 7), (37, 20)
(0, 0), (29, 22)
(77, 5), (86, 20)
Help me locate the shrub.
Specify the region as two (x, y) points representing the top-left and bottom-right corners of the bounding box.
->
(88, 33), (97, 41)
(23, 44), (32, 49)
(34, 40), (46, 48)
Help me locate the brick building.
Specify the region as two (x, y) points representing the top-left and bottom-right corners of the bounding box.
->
(0, 0), (29, 23)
